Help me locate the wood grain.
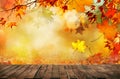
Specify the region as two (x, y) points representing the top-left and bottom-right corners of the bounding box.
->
(0, 64), (120, 79)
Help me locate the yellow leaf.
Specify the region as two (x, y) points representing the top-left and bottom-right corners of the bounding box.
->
(68, 0), (93, 12)
(15, 5), (27, 18)
(72, 40), (86, 52)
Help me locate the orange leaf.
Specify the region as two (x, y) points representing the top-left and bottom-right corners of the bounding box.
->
(7, 22), (17, 28)
(67, 0), (93, 12)
(97, 20), (117, 41)
(15, 5), (27, 18)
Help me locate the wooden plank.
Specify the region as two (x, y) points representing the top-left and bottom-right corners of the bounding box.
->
(65, 65), (77, 79)
(77, 65), (111, 79)
(95, 65), (120, 79)
(59, 65), (67, 79)
(0, 64), (120, 79)
(85, 69), (104, 79)
(34, 65), (48, 78)
(0, 65), (7, 69)
(72, 65), (86, 79)
(24, 65), (41, 78)
(78, 65), (100, 79)
(17, 65), (35, 79)
(43, 65), (52, 79)
(51, 65), (60, 79)
(9, 65), (30, 79)
(0, 65), (13, 73)
(1, 65), (24, 78)
(0, 65), (18, 77)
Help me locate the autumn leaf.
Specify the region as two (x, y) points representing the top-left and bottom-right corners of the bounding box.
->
(0, 18), (6, 26)
(68, 0), (93, 12)
(113, 32), (120, 50)
(7, 22), (17, 28)
(87, 53), (103, 64)
(75, 26), (85, 34)
(15, 5), (27, 18)
(114, 32), (120, 43)
(105, 40), (114, 50)
(97, 20), (117, 41)
(103, 32), (120, 62)
(111, 12), (120, 24)
(72, 40), (86, 53)
(110, 44), (120, 62)
(62, 5), (68, 11)
(86, 11), (96, 23)
(104, 0), (118, 18)
(105, 9), (117, 18)
(106, 1), (115, 9)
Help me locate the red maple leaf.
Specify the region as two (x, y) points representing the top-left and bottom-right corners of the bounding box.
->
(105, 9), (117, 18)
(62, 5), (68, 11)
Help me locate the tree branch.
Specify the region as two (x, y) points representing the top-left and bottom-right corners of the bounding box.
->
(91, 34), (103, 42)
(0, 0), (37, 12)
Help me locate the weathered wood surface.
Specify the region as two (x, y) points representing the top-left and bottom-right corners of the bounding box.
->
(0, 64), (120, 79)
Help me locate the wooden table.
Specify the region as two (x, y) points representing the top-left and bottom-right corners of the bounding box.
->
(0, 64), (120, 79)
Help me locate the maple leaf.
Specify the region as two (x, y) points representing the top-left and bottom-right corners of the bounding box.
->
(15, 5), (27, 18)
(110, 47), (120, 62)
(72, 40), (86, 53)
(105, 40), (114, 50)
(106, 1), (115, 9)
(97, 20), (117, 41)
(7, 22), (17, 28)
(62, 5), (68, 11)
(86, 11), (96, 23)
(114, 32), (120, 43)
(75, 26), (85, 34)
(68, 0), (93, 12)
(103, 32), (120, 63)
(111, 12), (120, 24)
(113, 33), (120, 51)
(0, 18), (6, 26)
(105, 9), (117, 18)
